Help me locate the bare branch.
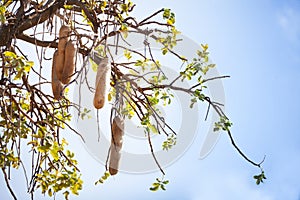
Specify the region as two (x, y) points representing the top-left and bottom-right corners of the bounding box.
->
(16, 33), (89, 55)
(1, 168), (17, 200)
(147, 130), (165, 175)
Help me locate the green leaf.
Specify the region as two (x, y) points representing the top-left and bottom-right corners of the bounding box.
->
(160, 184), (166, 190)
(37, 143), (51, 153)
(150, 185), (159, 191)
(27, 140), (38, 146)
(108, 93), (112, 102)
(152, 182), (160, 187)
(63, 191), (70, 200)
(135, 60), (143, 66)
(100, 1), (107, 11)
(201, 44), (209, 51)
(163, 9), (170, 19)
(89, 58), (98, 72)
(253, 171), (266, 185)
(162, 48), (168, 55)
(81, 9), (94, 29)
(121, 3), (128, 12)
(0, 5), (6, 24)
(213, 127), (220, 132)
(14, 71), (22, 80)
(104, 171), (110, 178)
(149, 124), (158, 134)
(50, 148), (59, 161)
(120, 23), (128, 38)
(48, 189), (53, 197)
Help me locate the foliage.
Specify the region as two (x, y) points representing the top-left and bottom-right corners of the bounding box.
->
(254, 171), (267, 185)
(0, 0), (265, 199)
(162, 134), (177, 151)
(150, 177), (169, 191)
(94, 171), (110, 185)
(214, 116), (233, 132)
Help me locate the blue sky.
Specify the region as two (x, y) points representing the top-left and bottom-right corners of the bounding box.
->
(1, 0), (300, 199)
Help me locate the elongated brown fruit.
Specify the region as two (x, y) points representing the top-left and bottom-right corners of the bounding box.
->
(59, 25), (71, 39)
(61, 40), (76, 84)
(109, 148), (121, 176)
(111, 117), (124, 146)
(56, 25), (71, 81)
(109, 117), (124, 175)
(93, 57), (111, 109)
(55, 48), (65, 81)
(52, 51), (63, 100)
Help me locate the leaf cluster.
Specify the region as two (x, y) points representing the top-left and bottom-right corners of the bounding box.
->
(150, 177), (169, 191)
(214, 116), (233, 132)
(253, 171), (266, 185)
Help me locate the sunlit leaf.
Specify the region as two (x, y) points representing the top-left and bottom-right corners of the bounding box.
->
(89, 58), (98, 72)
(4, 51), (16, 59)
(64, 5), (73, 10)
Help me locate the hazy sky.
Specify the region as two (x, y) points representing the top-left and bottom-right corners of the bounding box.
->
(1, 0), (300, 200)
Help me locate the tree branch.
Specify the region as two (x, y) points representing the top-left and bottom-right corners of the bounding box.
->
(147, 130), (165, 175)
(138, 79), (265, 171)
(18, 0), (63, 32)
(1, 168), (17, 200)
(138, 8), (164, 25)
(226, 129), (263, 168)
(203, 97), (265, 170)
(16, 33), (89, 55)
(18, 0), (98, 33)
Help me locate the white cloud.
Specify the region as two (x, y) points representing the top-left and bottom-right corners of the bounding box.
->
(278, 7), (300, 44)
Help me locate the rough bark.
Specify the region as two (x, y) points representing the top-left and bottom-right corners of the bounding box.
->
(0, 0), (98, 49)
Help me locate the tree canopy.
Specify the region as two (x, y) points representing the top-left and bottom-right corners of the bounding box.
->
(0, 0), (265, 199)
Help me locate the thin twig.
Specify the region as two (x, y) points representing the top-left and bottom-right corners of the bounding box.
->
(138, 9), (164, 25)
(1, 168), (17, 200)
(226, 129), (262, 168)
(146, 130), (165, 175)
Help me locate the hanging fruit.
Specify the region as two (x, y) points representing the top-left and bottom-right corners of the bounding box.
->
(93, 57), (111, 109)
(62, 40), (77, 84)
(109, 117), (124, 175)
(51, 51), (64, 100)
(56, 25), (71, 81)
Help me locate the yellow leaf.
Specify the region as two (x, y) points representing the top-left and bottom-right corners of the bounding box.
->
(201, 44), (209, 51)
(24, 64), (31, 73)
(108, 93), (112, 101)
(61, 138), (69, 146)
(167, 19), (173, 25)
(120, 24), (128, 38)
(124, 49), (132, 60)
(149, 124), (158, 134)
(89, 57), (98, 72)
(101, 1), (107, 11)
(4, 51), (16, 59)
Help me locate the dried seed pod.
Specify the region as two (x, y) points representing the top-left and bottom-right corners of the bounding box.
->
(111, 117), (124, 147)
(55, 49), (65, 81)
(93, 57), (111, 109)
(56, 25), (71, 81)
(109, 117), (124, 175)
(61, 40), (77, 84)
(109, 148), (121, 176)
(51, 51), (63, 100)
